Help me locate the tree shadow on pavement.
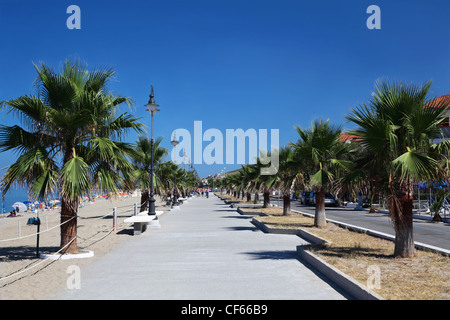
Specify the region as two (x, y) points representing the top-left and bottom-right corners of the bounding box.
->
(224, 226), (259, 232)
(241, 250), (298, 260)
(220, 215), (252, 219)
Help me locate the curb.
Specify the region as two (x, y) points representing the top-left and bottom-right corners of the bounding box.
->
(231, 203), (264, 209)
(250, 217), (383, 300)
(296, 246), (384, 300)
(236, 208), (267, 216)
(224, 200), (240, 205)
(251, 217), (329, 245)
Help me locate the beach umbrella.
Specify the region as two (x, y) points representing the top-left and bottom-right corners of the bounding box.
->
(12, 202), (27, 212)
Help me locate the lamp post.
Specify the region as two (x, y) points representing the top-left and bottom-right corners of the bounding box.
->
(182, 150), (186, 198)
(188, 158), (192, 197)
(171, 133), (179, 209)
(145, 86), (160, 218)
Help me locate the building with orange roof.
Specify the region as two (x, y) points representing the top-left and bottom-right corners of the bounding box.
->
(429, 94), (450, 142)
(338, 133), (362, 143)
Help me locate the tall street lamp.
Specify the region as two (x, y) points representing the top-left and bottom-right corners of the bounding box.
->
(145, 85), (160, 219)
(188, 158), (192, 197)
(182, 150), (186, 198)
(171, 133), (180, 209)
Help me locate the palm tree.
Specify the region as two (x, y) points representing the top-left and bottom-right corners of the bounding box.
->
(156, 161), (184, 200)
(254, 153), (274, 208)
(129, 136), (168, 212)
(0, 60), (143, 254)
(266, 147), (303, 215)
(291, 119), (351, 227)
(334, 139), (379, 211)
(237, 164), (255, 202)
(229, 173), (241, 198)
(431, 189), (450, 222)
(244, 164), (261, 203)
(346, 79), (450, 257)
(173, 166), (186, 199)
(182, 167), (199, 196)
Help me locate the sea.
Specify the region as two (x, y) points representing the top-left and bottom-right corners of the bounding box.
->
(1, 187), (34, 214)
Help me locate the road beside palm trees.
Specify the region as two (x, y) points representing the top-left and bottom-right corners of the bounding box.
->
(217, 80), (450, 259)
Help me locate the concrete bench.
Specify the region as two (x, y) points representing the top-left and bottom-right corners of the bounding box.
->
(124, 211), (164, 235)
(124, 215), (155, 235)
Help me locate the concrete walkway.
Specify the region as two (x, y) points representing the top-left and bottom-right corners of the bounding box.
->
(54, 195), (348, 300)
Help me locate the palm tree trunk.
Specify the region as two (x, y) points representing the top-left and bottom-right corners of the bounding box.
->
(369, 189), (376, 213)
(283, 192), (291, 215)
(263, 190), (270, 208)
(60, 147), (79, 254)
(253, 192), (259, 204)
(140, 189), (149, 212)
(314, 187), (326, 228)
(60, 195), (79, 254)
(432, 212), (443, 222)
(390, 182), (415, 258)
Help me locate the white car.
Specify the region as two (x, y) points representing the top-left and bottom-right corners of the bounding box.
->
(310, 193), (337, 206)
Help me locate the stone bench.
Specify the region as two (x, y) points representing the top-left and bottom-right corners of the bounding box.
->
(124, 211), (163, 235)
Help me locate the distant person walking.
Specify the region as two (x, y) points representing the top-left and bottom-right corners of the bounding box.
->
(206, 188), (209, 198)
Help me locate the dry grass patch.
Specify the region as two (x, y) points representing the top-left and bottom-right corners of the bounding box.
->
(220, 195), (244, 203)
(239, 206), (284, 215)
(219, 194), (262, 205)
(254, 212), (450, 300)
(257, 212), (313, 228)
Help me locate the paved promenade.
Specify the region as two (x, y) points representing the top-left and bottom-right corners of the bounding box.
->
(54, 195), (348, 300)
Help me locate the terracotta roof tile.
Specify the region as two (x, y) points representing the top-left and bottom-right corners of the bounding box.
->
(427, 94), (450, 108)
(339, 133), (362, 142)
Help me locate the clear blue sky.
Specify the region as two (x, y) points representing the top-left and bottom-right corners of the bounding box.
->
(1, 0), (450, 179)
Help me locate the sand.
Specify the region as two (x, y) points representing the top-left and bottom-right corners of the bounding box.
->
(0, 193), (168, 300)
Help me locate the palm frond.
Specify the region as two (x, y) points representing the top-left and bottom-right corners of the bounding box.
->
(310, 168), (334, 187)
(393, 148), (438, 181)
(60, 152), (91, 198)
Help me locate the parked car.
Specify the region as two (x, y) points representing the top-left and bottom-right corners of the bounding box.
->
(324, 194), (337, 207)
(310, 192), (316, 205)
(310, 193), (337, 207)
(300, 192), (313, 205)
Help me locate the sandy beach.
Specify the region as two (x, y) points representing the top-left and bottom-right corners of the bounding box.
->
(0, 193), (167, 300)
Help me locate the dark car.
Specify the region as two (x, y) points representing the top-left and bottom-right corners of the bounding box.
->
(300, 192), (313, 205)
